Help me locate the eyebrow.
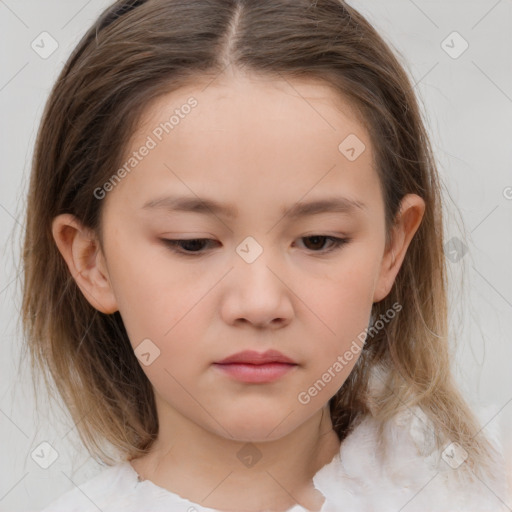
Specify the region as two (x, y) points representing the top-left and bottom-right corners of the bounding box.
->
(142, 195), (366, 219)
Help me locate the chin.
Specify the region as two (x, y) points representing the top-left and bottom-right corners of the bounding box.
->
(214, 409), (298, 443)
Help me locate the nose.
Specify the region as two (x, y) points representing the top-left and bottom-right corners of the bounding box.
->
(220, 249), (294, 329)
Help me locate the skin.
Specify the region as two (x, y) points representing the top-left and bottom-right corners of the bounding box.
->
(52, 68), (425, 511)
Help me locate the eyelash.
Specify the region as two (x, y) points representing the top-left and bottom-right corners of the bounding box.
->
(161, 236), (349, 257)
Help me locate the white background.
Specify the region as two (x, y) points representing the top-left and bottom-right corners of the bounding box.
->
(1, 1), (511, 510)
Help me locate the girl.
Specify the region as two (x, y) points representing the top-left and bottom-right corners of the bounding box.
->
(21, 0), (509, 510)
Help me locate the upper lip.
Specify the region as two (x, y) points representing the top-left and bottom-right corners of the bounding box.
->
(215, 349), (297, 365)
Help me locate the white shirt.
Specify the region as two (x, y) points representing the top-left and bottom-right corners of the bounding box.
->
(39, 404), (509, 512)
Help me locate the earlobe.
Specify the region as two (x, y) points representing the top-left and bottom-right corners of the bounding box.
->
(373, 194), (426, 303)
(51, 214), (118, 314)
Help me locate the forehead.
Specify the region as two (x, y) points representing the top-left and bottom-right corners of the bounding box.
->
(138, 72), (369, 143)
(106, 72), (381, 219)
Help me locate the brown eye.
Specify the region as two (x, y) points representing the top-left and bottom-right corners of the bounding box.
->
(297, 235), (349, 253)
(160, 236), (349, 257)
(161, 238), (219, 255)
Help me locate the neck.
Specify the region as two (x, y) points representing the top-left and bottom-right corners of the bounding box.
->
(130, 401), (341, 512)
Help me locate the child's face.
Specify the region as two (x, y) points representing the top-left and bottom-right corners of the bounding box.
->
(62, 72), (422, 441)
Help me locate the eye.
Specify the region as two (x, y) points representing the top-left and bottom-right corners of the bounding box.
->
(161, 238), (218, 255)
(161, 236), (349, 256)
(296, 235), (349, 253)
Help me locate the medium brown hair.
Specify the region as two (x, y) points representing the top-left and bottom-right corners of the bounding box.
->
(20, 0), (499, 479)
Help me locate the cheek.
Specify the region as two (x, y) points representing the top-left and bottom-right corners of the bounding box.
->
(305, 254), (377, 334)
(105, 240), (194, 348)
(304, 281), (371, 374)
(297, 255), (378, 384)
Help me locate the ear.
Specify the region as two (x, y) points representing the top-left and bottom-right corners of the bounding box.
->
(373, 194), (425, 303)
(51, 213), (118, 314)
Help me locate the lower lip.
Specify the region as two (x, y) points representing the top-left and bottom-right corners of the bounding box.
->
(212, 362), (297, 383)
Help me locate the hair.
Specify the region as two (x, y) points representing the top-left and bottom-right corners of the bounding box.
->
(20, 0), (499, 480)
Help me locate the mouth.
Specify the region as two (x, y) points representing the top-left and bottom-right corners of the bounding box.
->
(213, 349), (298, 383)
